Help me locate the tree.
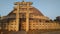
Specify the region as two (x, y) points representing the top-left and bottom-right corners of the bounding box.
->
(0, 15), (1, 20)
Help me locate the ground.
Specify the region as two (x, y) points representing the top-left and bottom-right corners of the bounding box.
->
(0, 29), (60, 34)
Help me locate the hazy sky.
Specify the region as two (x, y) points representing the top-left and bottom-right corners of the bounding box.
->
(0, 0), (60, 20)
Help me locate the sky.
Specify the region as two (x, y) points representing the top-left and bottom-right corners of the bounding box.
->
(0, 0), (60, 20)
